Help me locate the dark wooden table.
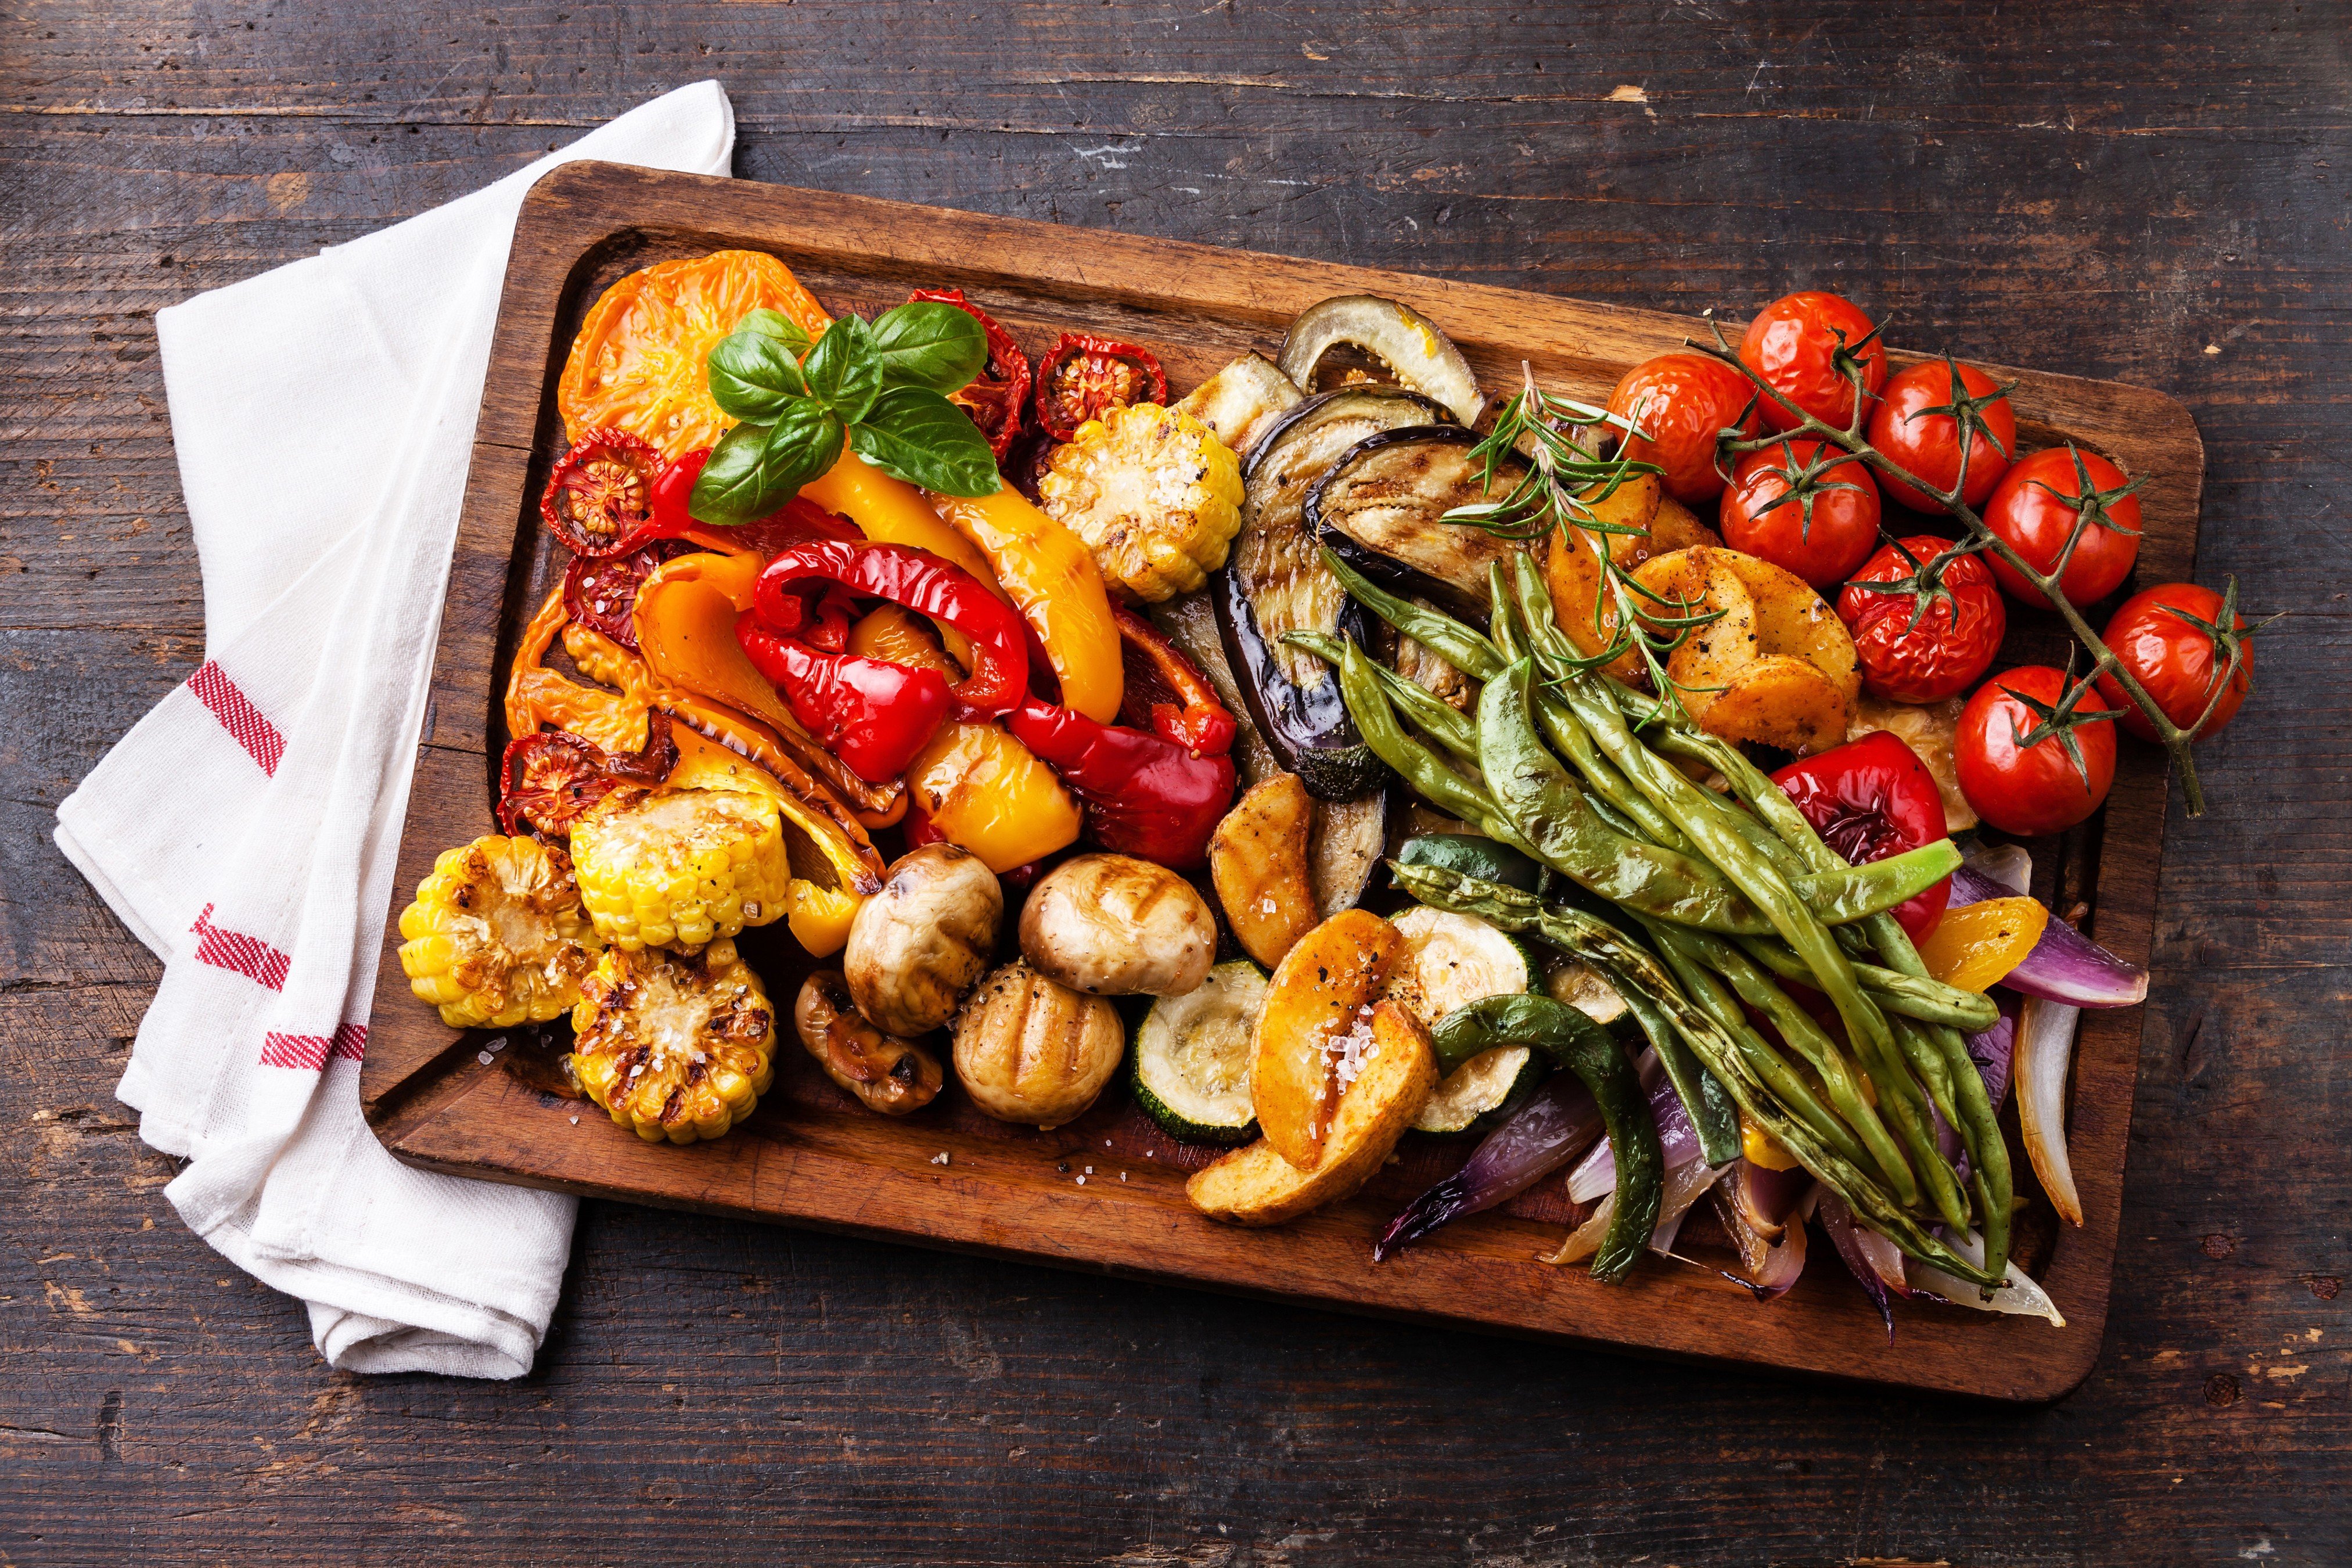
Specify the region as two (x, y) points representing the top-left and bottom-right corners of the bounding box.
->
(5, 6), (2345, 1563)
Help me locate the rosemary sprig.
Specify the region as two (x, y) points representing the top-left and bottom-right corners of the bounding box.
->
(1443, 365), (1725, 727)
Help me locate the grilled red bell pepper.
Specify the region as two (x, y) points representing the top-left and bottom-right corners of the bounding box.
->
(1005, 697), (1235, 868)
(1772, 730), (1952, 946)
(641, 448), (864, 555)
(736, 616), (951, 783)
(1113, 605), (1237, 757)
(753, 540), (1028, 720)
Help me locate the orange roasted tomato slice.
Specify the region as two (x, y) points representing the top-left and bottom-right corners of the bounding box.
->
(557, 250), (832, 458)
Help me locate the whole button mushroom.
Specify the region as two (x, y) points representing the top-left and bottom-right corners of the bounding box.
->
(844, 844), (1003, 1037)
(1017, 853), (1216, 997)
(951, 961), (1126, 1128)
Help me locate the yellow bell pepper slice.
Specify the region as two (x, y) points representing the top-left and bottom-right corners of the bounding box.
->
(1918, 896), (2049, 994)
(930, 486), (1124, 723)
(801, 450), (1005, 592)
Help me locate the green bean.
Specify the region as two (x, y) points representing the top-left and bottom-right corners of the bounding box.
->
(1332, 641), (1531, 850)
(1389, 862), (2001, 1286)
(1321, 546), (1505, 682)
(1610, 969), (1742, 1168)
(1286, 630), (1479, 764)
(1652, 922), (1919, 1204)
(1734, 936), (2001, 1031)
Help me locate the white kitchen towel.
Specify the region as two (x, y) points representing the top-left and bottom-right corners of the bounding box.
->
(53, 82), (738, 1379)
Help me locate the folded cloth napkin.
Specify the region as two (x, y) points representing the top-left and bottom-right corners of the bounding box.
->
(53, 82), (737, 1379)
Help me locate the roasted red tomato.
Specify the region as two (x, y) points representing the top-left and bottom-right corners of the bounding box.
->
(1033, 333), (1168, 443)
(1867, 359), (2017, 515)
(911, 287), (1032, 461)
(563, 538), (697, 649)
(1980, 446), (2143, 609)
(1955, 666), (2117, 837)
(542, 428), (663, 558)
(2093, 582), (2254, 742)
(1837, 535), (2008, 703)
(500, 732), (618, 836)
(1605, 352), (1764, 504)
(1717, 437), (1882, 588)
(1772, 731), (1952, 945)
(1739, 291), (1889, 434)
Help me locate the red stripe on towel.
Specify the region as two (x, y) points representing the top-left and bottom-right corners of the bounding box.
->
(189, 903), (291, 992)
(258, 1023), (366, 1071)
(188, 660), (285, 776)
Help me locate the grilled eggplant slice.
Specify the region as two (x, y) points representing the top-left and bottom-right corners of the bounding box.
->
(1306, 425), (1531, 618)
(1214, 386), (1450, 800)
(1173, 351), (1306, 463)
(1276, 295), (1486, 427)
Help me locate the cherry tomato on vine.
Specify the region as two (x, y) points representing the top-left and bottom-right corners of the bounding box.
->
(1717, 437), (1882, 588)
(1955, 666), (2117, 836)
(1772, 731), (1952, 945)
(2092, 582), (2254, 743)
(1605, 352), (1763, 504)
(1980, 446), (2143, 609)
(1837, 534), (2008, 703)
(1867, 359), (2017, 514)
(1739, 290), (1889, 433)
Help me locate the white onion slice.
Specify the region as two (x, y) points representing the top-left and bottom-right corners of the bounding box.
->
(1911, 1229), (2067, 1328)
(1547, 1160), (1728, 1267)
(1963, 841), (2034, 896)
(2017, 995), (2085, 1226)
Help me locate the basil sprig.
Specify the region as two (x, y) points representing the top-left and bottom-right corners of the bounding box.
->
(690, 301), (999, 523)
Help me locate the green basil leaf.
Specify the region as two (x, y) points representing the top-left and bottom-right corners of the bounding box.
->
(802, 312), (883, 425)
(849, 386), (1003, 497)
(868, 301), (988, 394)
(707, 330), (809, 423)
(735, 308), (812, 354)
(688, 401), (844, 523)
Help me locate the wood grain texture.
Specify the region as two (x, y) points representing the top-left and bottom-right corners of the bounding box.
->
(357, 162), (2198, 1403)
(3, 2), (2347, 1562)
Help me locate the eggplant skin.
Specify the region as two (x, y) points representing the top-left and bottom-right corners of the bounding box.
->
(1305, 425), (1530, 617)
(1214, 564), (1384, 800)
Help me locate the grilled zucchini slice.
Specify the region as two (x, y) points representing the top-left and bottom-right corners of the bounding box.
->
(1391, 905), (1543, 1135)
(1132, 961), (1267, 1144)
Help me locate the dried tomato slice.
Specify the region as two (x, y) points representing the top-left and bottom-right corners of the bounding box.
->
(542, 427), (663, 558)
(1031, 332), (1168, 442)
(498, 731), (623, 836)
(911, 288), (1031, 460)
(498, 717), (679, 836)
(562, 538), (696, 649)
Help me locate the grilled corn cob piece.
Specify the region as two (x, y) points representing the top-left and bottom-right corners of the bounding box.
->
(1037, 402), (1244, 603)
(570, 938), (778, 1143)
(397, 835), (602, 1029)
(569, 786), (792, 951)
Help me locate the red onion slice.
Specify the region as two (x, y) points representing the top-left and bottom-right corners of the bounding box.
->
(1373, 1076), (1601, 1261)
(1813, 1187), (1914, 1339)
(1713, 1169), (1810, 1300)
(1566, 1058), (1700, 1203)
(1910, 1229), (2067, 1327)
(1949, 865), (2147, 1008)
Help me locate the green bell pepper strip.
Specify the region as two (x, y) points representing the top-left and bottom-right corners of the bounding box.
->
(1478, 657), (1779, 934)
(1429, 994), (1662, 1284)
(1390, 861), (2002, 1288)
(1647, 920), (1921, 1204)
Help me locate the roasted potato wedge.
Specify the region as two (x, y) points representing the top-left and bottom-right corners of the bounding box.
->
(1632, 548), (1759, 724)
(1188, 999), (1438, 1227)
(1704, 656), (1854, 754)
(1718, 549), (1861, 699)
(1578, 469), (1661, 548)
(1637, 492), (1721, 563)
(1250, 908), (1406, 1171)
(1546, 524), (1642, 679)
(1210, 775), (1319, 970)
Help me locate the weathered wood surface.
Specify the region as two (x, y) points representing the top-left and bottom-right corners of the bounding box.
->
(3, 2), (2345, 1562)
(358, 163), (2196, 1402)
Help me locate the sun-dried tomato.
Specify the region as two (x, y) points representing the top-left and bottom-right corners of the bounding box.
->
(498, 718), (680, 837)
(911, 288), (1031, 460)
(562, 538), (697, 650)
(542, 427), (664, 558)
(1031, 332), (1167, 442)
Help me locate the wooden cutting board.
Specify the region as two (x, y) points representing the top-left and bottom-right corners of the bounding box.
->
(361, 161), (2200, 1401)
